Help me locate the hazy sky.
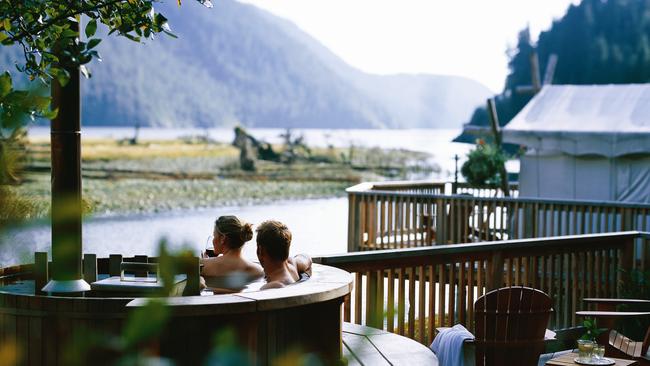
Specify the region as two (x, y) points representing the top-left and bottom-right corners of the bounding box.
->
(239, 0), (580, 93)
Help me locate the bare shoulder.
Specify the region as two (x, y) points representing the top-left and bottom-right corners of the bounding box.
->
(247, 261), (264, 278)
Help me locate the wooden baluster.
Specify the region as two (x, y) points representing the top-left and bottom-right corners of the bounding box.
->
(359, 197), (367, 250)
(587, 251), (593, 298)
(398, 267), (406, 335)
(380, 198), (386, 249)
(418, 265), (426, 343)
(563, 253), (570, 328)
(468, 260), (475, 329)
(513, 201), (520, 239)
(604, 249), (611, 297)
(428, 265), (436, 344)
(595, 250), (602, 297)
(355, 272), (362, 324)
(388, 197), (394, 248)
(505, 258), (512, 286)
(438, 264), (446, 327)
(458, 261), (466, 326)
(571, 253), (578, 326)
(408, 267), (416, 339)
(477, 259), (484, 298)
(387, 268), (395, 332)
(448, 263), (456, 325)
(364, 270), (378, 328)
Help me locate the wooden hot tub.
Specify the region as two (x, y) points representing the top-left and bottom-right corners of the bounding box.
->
(0, 258), (352, 365)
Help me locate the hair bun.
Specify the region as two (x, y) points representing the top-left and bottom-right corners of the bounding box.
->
(240, 223), (253, 242)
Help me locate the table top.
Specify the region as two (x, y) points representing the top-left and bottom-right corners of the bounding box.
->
(342, 323), (438, 366)
(545, 353), (637, 366)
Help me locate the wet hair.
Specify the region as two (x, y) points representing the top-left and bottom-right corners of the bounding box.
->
(214, 215), (253, 249)
(256, 220), (291, 262)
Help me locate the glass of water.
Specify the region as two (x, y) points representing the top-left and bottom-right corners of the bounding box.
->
(577, 339), (594, 361)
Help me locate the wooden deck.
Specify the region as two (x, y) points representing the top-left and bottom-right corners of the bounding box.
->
(342, 322), (438, 365)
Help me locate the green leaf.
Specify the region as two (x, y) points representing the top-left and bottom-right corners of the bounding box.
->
(85, 19), (97, 38)
(0, 71), (11, 98)
(62, 29), (78, 38)
(3, 19), (11, 32)
(86, 38), (101, 50)
(0, 32), (7, 42)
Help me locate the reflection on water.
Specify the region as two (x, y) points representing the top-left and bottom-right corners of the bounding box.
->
(0, 198), (348, 267)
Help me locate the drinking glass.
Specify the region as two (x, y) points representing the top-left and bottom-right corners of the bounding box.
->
(205, 235), (216, 257)
(593, 344), (605, 360)
(577, 339), (594, 361)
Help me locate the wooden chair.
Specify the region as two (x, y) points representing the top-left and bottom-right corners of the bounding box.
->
(577, 298), (650, 365)
(474, 286), (553, 366)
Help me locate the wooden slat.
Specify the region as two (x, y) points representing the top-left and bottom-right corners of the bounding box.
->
(427, 265), (435, 344)
(397, 267), (405, 335)
(407, 267), (416, 339)
(355, 272), (362, 324)
(438, 264), (446, 327)
(417, 266), (427, 344)
(387, 268), (395, 332)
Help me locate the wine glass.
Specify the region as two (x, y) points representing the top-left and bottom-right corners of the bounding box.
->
(204, 235), (216, 257)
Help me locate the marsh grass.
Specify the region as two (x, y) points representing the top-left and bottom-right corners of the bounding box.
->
(17, 137), (435, 216)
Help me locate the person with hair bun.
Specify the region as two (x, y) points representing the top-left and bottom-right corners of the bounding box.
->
(201, 215), (264, 288)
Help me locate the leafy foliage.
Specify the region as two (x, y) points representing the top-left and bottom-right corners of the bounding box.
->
(0, 0), (212, 85)
(580, 318), (607, 341)
(462, 0), (650, 135)
(461, 141), (507, 187)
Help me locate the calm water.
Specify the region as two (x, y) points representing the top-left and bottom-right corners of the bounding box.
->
(4, 127), (473, 266)
(1, 198), (348, 267)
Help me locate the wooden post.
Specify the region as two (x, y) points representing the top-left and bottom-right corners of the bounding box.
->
(82, 254), (97, 284)
(436, 198), (446, 245)
(487, 251), (504, 291)
(109, 254), (122, 277)
(366, 271), (379, 328)
(43, 18), (90, 294)
(348, 193), (360, 253)
(34, 252), (49, 295)
(134, 255), (149, 277)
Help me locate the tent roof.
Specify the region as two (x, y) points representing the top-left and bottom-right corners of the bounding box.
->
(502, 84), (650, 157)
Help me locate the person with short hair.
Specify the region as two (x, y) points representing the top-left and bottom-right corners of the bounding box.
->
(256, 220), (312, 289)
(201, 215), (264, 289)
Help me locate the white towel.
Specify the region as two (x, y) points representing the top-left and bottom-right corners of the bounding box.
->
(430, 324), (474, 366)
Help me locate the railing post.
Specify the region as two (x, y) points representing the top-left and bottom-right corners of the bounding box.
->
(487, 251), (504, 291)
(436, 198), (446, 245)
(348, 192), (359, 253)
(618, 237), (635, 296)
(523, 205), (534, 238)
(366, 271), (380, 328)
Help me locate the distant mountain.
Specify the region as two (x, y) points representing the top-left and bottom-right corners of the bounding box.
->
(1, 0), (492, 129)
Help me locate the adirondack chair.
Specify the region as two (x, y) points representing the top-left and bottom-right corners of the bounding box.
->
(577, 298), (650, 365)
(474, 286), (554, 366)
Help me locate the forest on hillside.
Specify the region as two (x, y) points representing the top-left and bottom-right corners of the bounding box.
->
(457, 0), (650, 142)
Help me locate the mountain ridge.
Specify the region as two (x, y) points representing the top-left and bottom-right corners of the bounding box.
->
(1, 0), (492, 129)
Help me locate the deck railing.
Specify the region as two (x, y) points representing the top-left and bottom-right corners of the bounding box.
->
(316, 231), (650, 346)
(347, 182), (650, 260)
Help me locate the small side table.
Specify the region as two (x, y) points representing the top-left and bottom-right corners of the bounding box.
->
(545, 353), (637, 366)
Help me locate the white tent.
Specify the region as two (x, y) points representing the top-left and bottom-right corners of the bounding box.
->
(503, 84), (650, 203)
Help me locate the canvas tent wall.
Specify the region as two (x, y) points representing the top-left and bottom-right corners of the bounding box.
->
(503, 84), (650, 204)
